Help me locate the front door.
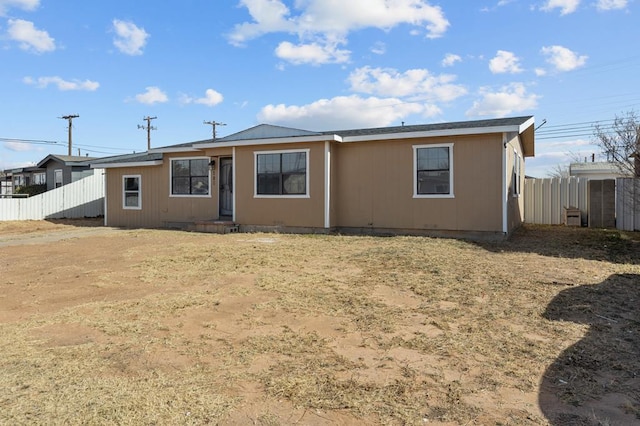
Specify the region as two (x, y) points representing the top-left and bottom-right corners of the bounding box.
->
(219, 157), (233, 217)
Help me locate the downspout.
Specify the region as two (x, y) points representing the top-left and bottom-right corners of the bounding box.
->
(324, 141), (331, 229)
(102, 169), (107, 227)
(502, 133), (508, 235)
(232, 147), (236, 223)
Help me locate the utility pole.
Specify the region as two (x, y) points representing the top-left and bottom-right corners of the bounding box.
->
(203, 120), (226, 141)
(59, 114), (79, 156)
(137, 116), (157, 150)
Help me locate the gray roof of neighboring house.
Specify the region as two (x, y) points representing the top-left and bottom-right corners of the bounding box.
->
(37, 154), (99, 168)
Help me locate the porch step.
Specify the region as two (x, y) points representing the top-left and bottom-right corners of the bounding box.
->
(193, 220), (239, 234)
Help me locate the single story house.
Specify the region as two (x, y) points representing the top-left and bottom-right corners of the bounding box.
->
(2, 165), (46, 194)
(91, 116), (535, 240)
(37, 154), (98, 191)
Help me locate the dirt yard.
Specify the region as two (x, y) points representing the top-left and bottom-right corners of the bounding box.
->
(0, 219), (639, 425)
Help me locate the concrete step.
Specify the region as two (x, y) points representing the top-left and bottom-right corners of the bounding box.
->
(192, 220), (239, 234)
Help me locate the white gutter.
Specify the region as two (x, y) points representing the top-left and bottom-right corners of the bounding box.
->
(232, 147), (236, 223)
(502, 133), (508, 235)
(341, 124), (529, 143)
(195, 134), (342, 149)
(92, 161), (163, 169)
(324, 141), (331, 229)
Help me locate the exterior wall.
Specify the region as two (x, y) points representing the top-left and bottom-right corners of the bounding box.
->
(104, 153), (217, 228)
(232, 143), (326, 228)
(506, 132), (525, 233)
(333, 134), (504, 233)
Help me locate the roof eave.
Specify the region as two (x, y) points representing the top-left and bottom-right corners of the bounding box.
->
(91, 160), (163, 169)
(196, 134), (342, 148)
(341, 122), (534, 143)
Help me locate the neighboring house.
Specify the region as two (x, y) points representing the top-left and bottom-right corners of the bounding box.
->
(569, 162), (629, 180)
(37, 154), (98, 191)
(2, 165), (46, 194)
(91, 116), (535, 240)
(0, 171), (11, 196)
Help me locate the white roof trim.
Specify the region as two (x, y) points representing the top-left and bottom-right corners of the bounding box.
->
(342, 124), (533, 143)
(196, 134), (342, 148)
(518, 116), (535, 133)
(91, 160), (163, 169)
(148, 147), (199, 154)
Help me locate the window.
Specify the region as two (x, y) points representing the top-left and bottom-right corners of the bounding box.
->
(513, 151), (521, 197)
(34, 173), (46, 185)
(255, 150), (309, 197)
(413, 144), (454, 198)
(171, 158), (210, 196)
(54, 169), (63, 188)
(123, 175), (141, 209)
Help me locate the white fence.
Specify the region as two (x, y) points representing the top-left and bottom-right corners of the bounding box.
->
(616, 178), (640, 231)
(0, 171), (104, 221)
(524, 177), (589, 225)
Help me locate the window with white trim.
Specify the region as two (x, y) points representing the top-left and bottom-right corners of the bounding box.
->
(512, 151), (521, 197)
(170, 158), (210, 196)
(413, 144), (454, 197)
(123, 175), (141, 209)
(255, 150), (309, 197)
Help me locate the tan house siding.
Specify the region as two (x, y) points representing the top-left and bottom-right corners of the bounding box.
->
(233, 143), (327, 228)
(334, 134), (504, 233)
(506, 132), (525, 233)
(105, 153), (218, 228)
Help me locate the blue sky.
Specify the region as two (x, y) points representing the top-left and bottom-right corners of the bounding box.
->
(0, 0), (637, 177)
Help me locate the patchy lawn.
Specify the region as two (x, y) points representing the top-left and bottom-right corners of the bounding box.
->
(0, 221), (639, 425)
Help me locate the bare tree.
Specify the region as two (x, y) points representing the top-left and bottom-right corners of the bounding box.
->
(593, 111), (640, 177)
(547, 152), (584, 178)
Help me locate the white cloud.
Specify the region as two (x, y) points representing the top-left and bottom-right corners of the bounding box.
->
(23, 76), (99, 91)
(489, 50), (523, 74)
(441, 53), (462, 67)
(540, 0), (580, 15)
(466, 83), (539, 118)
(7, 19), (55, 53)
(541, 45), (587, 72)
(229, 0), (449, 63)
(0, 0), (39, 16)
(275, 40), (350, 65)
(596, 0), (627, 10)
(3, 141), (34, 152)
(534, 68), (547, 76)
(112, 19), (149, 55)
(370, 41), (386, 55)
(348, 66), (467, 103)
(134, 86), (168, 105)
(181, 89), (224, 107)
(258, 95), (431, 130)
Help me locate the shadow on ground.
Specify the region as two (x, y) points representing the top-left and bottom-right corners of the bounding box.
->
(479, 225), (640, 265)
(540, 273), (640, 425)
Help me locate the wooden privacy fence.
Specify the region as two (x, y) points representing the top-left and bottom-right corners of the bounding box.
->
(524, 177), (588, 225)
(616, 178), (640, 231)
(0, 171), (104, 221)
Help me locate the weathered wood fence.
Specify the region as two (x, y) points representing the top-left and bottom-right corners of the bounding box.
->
(0, 171), (104, 221)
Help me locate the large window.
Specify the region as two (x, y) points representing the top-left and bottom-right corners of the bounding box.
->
(171, 158), (210, 196)
(413, 144), (454, 198)
(123, 175), (141, 209)
(255, 150), (309, 197)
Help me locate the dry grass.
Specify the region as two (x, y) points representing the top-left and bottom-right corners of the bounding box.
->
(0, 222), (639, 424)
